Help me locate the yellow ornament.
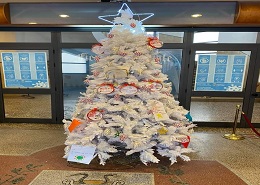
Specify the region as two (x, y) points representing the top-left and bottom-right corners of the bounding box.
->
(103, 128), (111, 136)
(112, 47), (119, 53)
(157, 127), (168, 135)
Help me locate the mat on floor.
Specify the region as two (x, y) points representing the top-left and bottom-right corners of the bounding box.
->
(29, 170), (154, 185)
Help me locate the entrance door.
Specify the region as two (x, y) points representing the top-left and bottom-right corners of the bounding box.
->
(186, 45), (258, 127)
(0, 46), (56, 123)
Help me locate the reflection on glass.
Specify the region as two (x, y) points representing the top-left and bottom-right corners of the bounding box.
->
(190, 97), (243, 122)
(61, 32), (108, 43)
(158, 32), (184, 43)
(252, 98), (260, 123)
(193, 51), (250, 92)
(62, 48), (95, 73)
(4, 94), (51, 118)
(0, 32), (51, 43)
(0, 50), (50, 89)
(257, 69), (260, 93)
(193, 32), (258, 43)
(62, 48), (93, 119)
(158, 49), (182, 99)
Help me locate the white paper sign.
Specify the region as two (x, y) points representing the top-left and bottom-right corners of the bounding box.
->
(152, 101), (169, 121)
(67, 145), (96, 164)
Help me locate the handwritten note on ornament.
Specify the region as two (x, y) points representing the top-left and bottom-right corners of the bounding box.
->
(152, 101), (169, 121)
(67, 145), (96, 164)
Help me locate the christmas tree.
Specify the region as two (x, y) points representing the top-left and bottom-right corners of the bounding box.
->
(63, 3), (196, 165)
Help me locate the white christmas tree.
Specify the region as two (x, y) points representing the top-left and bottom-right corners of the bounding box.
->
(63, 3), (196, 166)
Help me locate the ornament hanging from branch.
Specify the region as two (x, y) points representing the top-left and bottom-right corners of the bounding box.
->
(86, 108), (103, 121)
(97, 83), (115, 94)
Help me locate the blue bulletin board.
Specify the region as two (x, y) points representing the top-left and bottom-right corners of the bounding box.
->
(194, 54), (247, 91)
(1, 52), (49, 88)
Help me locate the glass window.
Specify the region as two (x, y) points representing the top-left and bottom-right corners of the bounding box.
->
(62, 48), (94, 119)
(190, 97), (243, 122)
(4, 94), (52, 118)
(61, 32), (108, 43)
(193, 51), (250, 92)
(252, 98), (260, 124)
(0, 32), (51, 43)
(0, 50), (50, 89)
(157, 32), (184, 43)
(157, 49), (182, 99)
(193, 32), (258, 43)
(62, 48), (95, 73)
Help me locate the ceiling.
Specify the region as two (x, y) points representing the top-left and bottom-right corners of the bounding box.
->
(8, 2), (237, 25)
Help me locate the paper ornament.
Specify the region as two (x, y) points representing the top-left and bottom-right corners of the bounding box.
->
(120, 83), (138, 95)
(181, 136), (190, 148)
(86, 108), (103, 121)
(68, 119), (82, 132)
(148, 37), (163, 48)
(97, 83), (114, 94)
(148, 81), (163, 91)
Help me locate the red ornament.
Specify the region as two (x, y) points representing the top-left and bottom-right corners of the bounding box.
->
(108, 33), (114, 38)
(147, 37), (163, 48)
(130, 23), (136, 28)
(87, 108), (103, 121)
(134, 51), (142, 56)
(181, 136), (190, 148)
(155, 57), (161, 63)
(94, 56), (100, 62)
(118, 51), (127, 56)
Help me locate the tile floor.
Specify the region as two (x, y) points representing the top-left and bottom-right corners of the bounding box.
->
(0, 124), (259, 185)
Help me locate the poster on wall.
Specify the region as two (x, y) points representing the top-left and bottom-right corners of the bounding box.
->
(194, 54), (247, 91)
(1, 52), (49, 88)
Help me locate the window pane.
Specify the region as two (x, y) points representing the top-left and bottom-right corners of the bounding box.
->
(62, 32), (108, 43)
(0, 50), (50, 89)
(4, 94), (51, 118)
(190, 97), (243, 122)
(158, 32), (184, 43)
(157, 49), (182, 99)
(193, 51), (250, 92)
(0, 32), (51, 43)
(193, 32), (258, 43)
(252, 98), (260, 124)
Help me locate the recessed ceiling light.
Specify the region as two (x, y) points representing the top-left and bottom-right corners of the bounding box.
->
(191, 14), (202, 18)
(59, 14), (70, 18)
(28, 22), (37, 24)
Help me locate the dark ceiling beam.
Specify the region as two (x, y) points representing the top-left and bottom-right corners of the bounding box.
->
(0, 3), (10, 24)
(235, 2), (260, 24)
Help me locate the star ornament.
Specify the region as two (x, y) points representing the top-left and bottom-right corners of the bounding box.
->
(98, 3), (154, 24)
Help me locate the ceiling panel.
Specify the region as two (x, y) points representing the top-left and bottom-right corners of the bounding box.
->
(9, 2), (236, 25)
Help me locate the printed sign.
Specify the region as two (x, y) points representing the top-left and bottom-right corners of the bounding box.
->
(194, 55), (246, 91)
(1, 52), (49, 88)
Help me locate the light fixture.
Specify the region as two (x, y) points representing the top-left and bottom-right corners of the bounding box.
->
(191, 14), (202, 18)
(28, 22), (37, 24)
(59, 14), (70, 18)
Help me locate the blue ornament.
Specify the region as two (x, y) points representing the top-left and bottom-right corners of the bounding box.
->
(185, 112), (192, 122)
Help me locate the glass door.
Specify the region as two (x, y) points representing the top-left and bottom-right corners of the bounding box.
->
(0, 48), (55, 123)
(249, 58), (260, 125)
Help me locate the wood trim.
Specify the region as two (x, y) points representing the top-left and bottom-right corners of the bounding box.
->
(0, 3), (10, 24)
(235, 2), (260, 24)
